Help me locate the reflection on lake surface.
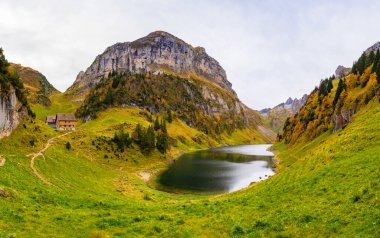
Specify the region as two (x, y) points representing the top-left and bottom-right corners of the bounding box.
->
(159, 144), (275, 193)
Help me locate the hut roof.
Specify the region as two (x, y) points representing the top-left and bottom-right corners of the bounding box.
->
(56, 113), (76, 121)
(46, 116), (56, 123)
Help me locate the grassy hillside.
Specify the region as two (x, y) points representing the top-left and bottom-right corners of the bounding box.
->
(8, 63), (58, 107)
(0, 85), (378, 237)
(75, 72), (266, 139)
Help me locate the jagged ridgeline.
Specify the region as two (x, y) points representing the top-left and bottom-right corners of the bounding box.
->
(73, 31), (263, 136)
(279, 44), (380, 144)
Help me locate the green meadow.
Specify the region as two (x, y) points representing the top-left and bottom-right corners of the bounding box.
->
(0, 95), (379, 237)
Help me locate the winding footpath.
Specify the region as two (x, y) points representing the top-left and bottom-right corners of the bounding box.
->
(27, 131), (74, 185)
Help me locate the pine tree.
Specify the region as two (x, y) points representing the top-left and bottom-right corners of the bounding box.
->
(104, 88), (113, 105)
(161, 119), (167, 134)
(167, 109), (173, 123)
(145, 125), (155, 152)
(357, 52), (367, 75)
(333, 78), (345, 107)
(352, 61), (358, 74)
(156, 131), (169, 154)
(133, 124), (143, 145)
(327, 78), (333, 93)
(365, 51), (375, 69)
(154, 117), (160, 131)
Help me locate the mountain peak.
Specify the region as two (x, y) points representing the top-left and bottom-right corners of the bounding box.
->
(285, 97), (293, 105)
(69, 31), (233, 95)
(146, 30), (175, 38)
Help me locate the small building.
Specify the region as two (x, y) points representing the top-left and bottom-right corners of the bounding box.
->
(46, 113), (77, 130)
(45, 115), (56, 127)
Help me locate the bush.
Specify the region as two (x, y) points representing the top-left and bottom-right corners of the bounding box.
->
(65, 142), (71, 150)
(113, 130), (132, 151)
(232, 225), (245, 236)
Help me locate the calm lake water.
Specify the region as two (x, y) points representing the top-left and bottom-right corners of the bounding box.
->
(158, 144), (275, 193)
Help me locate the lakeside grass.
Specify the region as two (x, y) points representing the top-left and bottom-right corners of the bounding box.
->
(0, 96), (379, 237)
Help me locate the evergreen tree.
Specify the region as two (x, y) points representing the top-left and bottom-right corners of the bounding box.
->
(372, 50), (380, 74)
(357, 52), (367, 75)
(318, 79), (328, 97)
(365, 51), (375, 69)
(154, 117), (160, 131)
(156, 131), (169, 153)
(156, 121), (169, 154)
(113, 130), (132, 151)
(133, 124), (143, 145)
(104, 88), (113, 105)
(145, 125), (155, 152)
(327, 78), (333, 93)
(167, 109), (173, 123)
(333, 78), (345, 107)
(352, 61), (358, 74)
(161, 119), (167, 134)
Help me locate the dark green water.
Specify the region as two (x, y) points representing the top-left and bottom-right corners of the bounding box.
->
(159, 144), (275, 193)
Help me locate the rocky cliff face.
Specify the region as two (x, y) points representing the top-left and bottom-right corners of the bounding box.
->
(364, 41), (380, 55)
(69, 31), (234, 95)
(0, 90), (27, 139)
(260, 94), (308, 133)
(335, 65), (351, 78)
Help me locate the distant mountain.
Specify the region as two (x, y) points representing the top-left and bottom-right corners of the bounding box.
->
(9, 64), (58, 106)
(70, 31), (273, 141)
(260, 95), (308, 133)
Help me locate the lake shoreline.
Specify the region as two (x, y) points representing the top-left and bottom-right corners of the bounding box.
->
(144, 144), (276, 195)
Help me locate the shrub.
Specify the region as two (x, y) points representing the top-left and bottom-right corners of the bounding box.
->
(65, 142), (71, 150)
(232, 225), (245, 236)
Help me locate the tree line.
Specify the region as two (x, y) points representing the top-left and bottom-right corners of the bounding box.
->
(113, 116), (169, 154)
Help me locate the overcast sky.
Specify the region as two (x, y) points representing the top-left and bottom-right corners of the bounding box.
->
(1, 0), (379, 109)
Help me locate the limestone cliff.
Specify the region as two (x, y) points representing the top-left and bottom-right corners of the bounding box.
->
(0, 90), (27, 139)
(69, 31), (234, 95)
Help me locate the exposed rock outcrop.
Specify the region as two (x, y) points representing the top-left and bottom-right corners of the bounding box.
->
(364, 41), (380, 55)
(0, 90), (27, 139)
(69, 31), (234, 95)
(335, 65), (351, 78)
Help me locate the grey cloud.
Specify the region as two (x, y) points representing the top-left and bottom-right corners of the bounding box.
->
(1, 0), (379, 109)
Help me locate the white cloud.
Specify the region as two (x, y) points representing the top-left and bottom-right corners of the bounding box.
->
(1, 0), (379, 109)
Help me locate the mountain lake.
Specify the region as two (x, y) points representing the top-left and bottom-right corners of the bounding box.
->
(158, 144), (275, 194)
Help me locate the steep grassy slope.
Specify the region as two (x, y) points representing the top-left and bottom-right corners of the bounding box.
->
(75, 72), (269, 141)
(8, 63), (58, 107)
(0, 90), (378, 237)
